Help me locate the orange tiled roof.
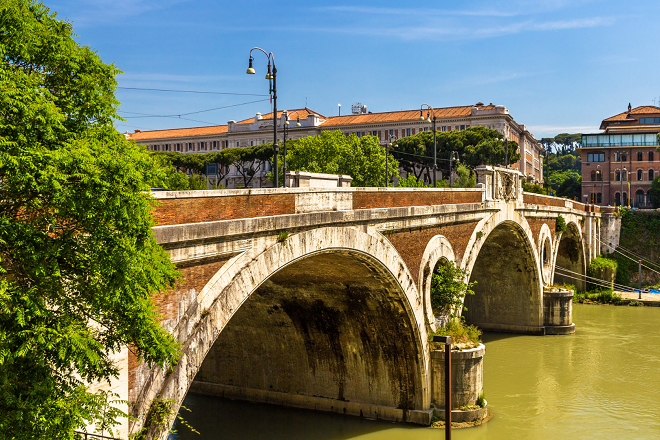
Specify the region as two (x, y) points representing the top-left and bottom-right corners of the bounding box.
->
(236, 107), (325, 124)
(602, 105), (660, 122)
(128, 124), (228, 141)
(128, 125), (227, 141)
(321, 105), (494, 127)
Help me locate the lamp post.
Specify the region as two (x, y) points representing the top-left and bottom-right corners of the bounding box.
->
(387, 134), (397, 187)
(433, 335), (452, 440)
(449, 151), (459, 187)
(247, 47), (279, 187)
(420, 104), (437, 187)
(621, 166), (627, 208)
(283, 111), (301, 188)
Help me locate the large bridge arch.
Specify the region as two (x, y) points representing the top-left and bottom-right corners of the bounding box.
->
(553, 221), (587, 292)
(133, 227), (430, 439)
(461, 213), (544, 334)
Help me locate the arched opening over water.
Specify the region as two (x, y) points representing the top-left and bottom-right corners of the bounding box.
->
(553, 222), (586, 292)
(190, 250), (426, 419)
(463, 221), (543, 333)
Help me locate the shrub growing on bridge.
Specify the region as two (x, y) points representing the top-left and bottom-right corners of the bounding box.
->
(430, 260), (476, 318)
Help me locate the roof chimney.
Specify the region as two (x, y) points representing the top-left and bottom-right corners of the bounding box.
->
(134, 129), (141, 133)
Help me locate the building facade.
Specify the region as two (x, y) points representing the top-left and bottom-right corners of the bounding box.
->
(128, 102), (544, 188)
(579, 105), (660, 208)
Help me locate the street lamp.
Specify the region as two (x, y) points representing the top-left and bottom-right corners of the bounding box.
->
(282, 111), (301, 188)
(433, 335), (452, 440)
(387, 133), (398, 187)
(247, 47), (279, 187)
(621, 166), (627, 208)
(449, 151), (459, 187)
(420, 104), (437, 187)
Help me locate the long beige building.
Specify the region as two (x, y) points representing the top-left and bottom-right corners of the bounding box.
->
(128, 102), (544, 188)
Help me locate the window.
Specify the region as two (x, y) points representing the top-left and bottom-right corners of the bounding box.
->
(615, 170), (621, 181)
(250, 141), (254, 146)
(213, 141), (217, 149)
(372, 131), (377, 136)
(176, 143), (180, 151)
(201, 141), (206, 150)
(640, 117), (660, 124)
(441, 126), (447, 132)
(650, 152), (655, 162)
(638, 152), (643, 161)
(597, 193), (602, 204)
(622, 153), (627, 162)
(591, 170), (597, 181)
(614, 152), (620, 162)
(389, 129), (394, 138)
(650, 169), (655, 180)
(623, 171), (627, 181)
(188, 142), (193, 151)
(406, 128), (411, 136)
(615, 192), (621, 206)
(587, 153), (605, 162)
(638, 169), (643, 181)
(460, 125), (466, 130)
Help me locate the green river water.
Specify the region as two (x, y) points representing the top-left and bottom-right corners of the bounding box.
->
(172, 304), (660, 440)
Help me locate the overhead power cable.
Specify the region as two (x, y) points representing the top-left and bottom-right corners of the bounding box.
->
(552, 269), (624, 292)
(117, 86), (269, 97)
(554, 265), (631, 291)
(597, 238), (660, 275)
(120, 98), (269, 119)
(597, 238), (660, 272)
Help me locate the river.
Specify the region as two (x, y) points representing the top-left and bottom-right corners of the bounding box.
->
(171, 304), (660, 439)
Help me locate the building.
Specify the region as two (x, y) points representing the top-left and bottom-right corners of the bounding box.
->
(128, 102), (544, 188)
(579, 104), (660, 207)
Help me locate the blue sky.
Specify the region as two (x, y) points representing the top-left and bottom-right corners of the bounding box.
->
(48, 0), (660, 139)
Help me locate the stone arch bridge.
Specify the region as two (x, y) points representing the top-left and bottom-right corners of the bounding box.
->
(117, 167), (619, 439)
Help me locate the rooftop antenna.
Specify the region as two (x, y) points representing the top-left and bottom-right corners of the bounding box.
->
(338, 103), (341, 116)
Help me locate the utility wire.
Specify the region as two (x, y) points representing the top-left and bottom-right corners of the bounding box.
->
(554, 265), (631, 291)
(597, 238), (660, 274)
(552, 269), (625, 292)
(597, 237), (660, 271)
(117, 86), (269, 97)
(120, 98), (269, 119)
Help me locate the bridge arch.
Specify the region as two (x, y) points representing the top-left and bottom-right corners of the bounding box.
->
(418, 235), (456, 330)
(553, 221), (587, 292)
(538, 223), (554, 285)
(461, 213), (544, 333)
(133, 227), (430, 439)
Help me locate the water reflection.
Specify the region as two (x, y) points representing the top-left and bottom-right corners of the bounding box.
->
(172, 304), (660, 440)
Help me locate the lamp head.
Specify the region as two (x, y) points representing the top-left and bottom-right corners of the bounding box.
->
(296, 118), (301, 127)
(426, 117), (432, 124)
(419, 109), (424, 121)
(265, 63), (272, 80)
(246, 56), (255, 75)
(285, 120), (289, 125)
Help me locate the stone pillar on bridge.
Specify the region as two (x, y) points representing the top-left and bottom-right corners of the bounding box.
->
(475, 165), (524, 203)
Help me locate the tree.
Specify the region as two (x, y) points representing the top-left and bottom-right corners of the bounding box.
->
(0, 2), (180, 438)
(541, 133), (582, 155)
(396, 174), (426, 187)
(430, 260), (476, 318)
(452, 164), (477, 188)
(224, 143), (273, 188)
(392, 127), (520, 182)
(650, 177), (660, 209)
(280, 131), (398, 187)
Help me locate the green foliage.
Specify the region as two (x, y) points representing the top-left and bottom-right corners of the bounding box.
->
(476, 231), (484, 240)
(431, 319), (482, 348)
(522, 181), (547, 194)
(556, 214), (567, 233)
(650, 177), (660, 209)
(588, 256), (618, 272)
(476, 393), (487, 408)
(541, 147), (582, 199)
(392, 127), (519, 181)
(573, 289), (623, 305)
(277, 131), (398, 187)
(430, 260), (476, 318)
(277, 231), (289, 242)
(452, 164), (477, 188)
(0, 2), (180, 437)
(396, 174), (426, 187)
(541, 133), (582, 155)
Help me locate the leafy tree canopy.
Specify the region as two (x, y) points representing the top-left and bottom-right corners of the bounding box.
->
(650, 177), (660, 209)
(0, 1), (179, 437)
(277, 131), (398, 187)
(392, 127), (520, 174)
